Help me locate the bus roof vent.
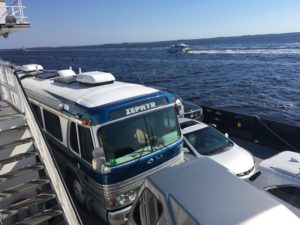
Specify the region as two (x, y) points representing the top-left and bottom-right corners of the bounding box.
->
(21, 64), (44, 72)
(76, 71), (115, 85)
(57, 69), (76, 77)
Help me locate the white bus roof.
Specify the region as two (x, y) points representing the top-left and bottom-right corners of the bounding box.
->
(146, 158), (300, 225)
(21, 76), (159, 108)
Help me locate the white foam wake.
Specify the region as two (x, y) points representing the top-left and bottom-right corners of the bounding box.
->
(189, 48), (300, 55)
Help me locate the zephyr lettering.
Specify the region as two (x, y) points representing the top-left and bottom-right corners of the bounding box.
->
(125, 108), (131, 115)
(125, 102), (157, 115)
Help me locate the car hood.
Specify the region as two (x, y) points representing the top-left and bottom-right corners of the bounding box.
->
(183, 100), (201, 113)
(209, 144), (254, 176)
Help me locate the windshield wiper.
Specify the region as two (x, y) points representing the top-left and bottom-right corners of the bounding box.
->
(203, 144), (232, 156)
(128, 129), (151, 172)
(136, 129), (151, 161)
(203, 150), (219, 156)
(224, 142), (234, 149)
(150, 127), (156, 148)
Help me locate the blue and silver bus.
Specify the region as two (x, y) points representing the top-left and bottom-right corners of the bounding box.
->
(18, 65), (184, 225)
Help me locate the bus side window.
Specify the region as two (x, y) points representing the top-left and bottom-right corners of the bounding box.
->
(78, 125), (94, 163)
(30, 103), (44, 128)
(70, 122), (79, 154)
(43, 109), (63, 141)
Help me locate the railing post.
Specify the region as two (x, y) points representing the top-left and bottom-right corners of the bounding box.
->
(18, 0), (25, 23)
(0, 65), (3, 100)
(0, 61), (81, 225)
(0, 65), (12, 104)
(2, 0), (28, 25)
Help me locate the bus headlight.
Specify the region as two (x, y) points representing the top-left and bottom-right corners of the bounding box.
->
(117, 194), (126, 205)
(127, 191), (136, 202)
(106, 190), (138, 209)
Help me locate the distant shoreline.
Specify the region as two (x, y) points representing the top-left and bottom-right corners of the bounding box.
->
(1, 32), (300, 51)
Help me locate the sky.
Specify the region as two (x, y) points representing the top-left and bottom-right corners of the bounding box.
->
(1, 0), (300, 49)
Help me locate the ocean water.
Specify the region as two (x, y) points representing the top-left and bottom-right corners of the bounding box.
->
(1, 33), (300, 125)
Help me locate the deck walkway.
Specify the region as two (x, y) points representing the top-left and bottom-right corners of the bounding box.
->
(232, 137), (282, 166)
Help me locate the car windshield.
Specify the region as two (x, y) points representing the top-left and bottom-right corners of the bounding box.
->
(184, 127), (233, 155)
(98, 107), (181, 166)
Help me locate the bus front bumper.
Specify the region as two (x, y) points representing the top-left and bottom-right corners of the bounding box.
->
(107, 205), (132, 225)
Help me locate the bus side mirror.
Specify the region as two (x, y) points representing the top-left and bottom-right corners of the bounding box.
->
(182, 147), (189, 153)
(92, 147), (111, 174)
(175, 99), (184, 118)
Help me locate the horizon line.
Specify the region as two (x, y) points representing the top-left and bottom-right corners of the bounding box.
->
(1, 31), (300, 51)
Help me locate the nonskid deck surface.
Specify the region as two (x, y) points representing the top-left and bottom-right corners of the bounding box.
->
(231, 137), (281, 166)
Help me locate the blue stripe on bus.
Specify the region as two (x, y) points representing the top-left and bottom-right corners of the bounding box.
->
(83, 140), (183, 184)
(47, 134), (182, 185)
(74, 91), (174, 125)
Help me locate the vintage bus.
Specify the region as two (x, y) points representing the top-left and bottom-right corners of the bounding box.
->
(17, 64), (184, 225)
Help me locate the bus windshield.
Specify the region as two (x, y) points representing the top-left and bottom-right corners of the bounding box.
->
(98, 107), (181, 166)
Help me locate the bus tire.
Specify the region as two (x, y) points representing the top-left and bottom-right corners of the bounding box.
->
(67, 171), (86, 207)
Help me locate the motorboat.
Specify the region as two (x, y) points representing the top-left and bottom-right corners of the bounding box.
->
(168, 43), (191, 53)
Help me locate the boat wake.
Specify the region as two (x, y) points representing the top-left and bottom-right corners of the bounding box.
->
(189, 48), (300, 55)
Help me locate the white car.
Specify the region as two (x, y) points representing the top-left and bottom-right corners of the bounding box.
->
(179, 118), (255, 179)
(249, 151), (300, 217)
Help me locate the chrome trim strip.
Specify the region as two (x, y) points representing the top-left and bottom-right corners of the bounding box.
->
(85, 152), (183, 197)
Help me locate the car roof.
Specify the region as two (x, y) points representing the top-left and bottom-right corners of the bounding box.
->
(146, 158), (300, 225)
(260, 151), (300, 179)
(178, 117), (208, 133)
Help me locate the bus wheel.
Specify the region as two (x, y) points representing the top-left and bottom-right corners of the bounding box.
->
(71, 177), (85, 206)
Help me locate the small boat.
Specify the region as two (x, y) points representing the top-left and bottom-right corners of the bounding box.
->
(168, 43), (191, 53)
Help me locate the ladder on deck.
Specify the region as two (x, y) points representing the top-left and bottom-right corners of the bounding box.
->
(0, 63), (82, 225)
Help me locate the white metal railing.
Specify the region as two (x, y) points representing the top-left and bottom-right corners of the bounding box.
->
(0, 62), (81, 225)
(0, 0), (28, 24)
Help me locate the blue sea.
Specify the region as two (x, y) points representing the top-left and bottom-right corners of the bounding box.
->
(1, 33), (300, 125)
